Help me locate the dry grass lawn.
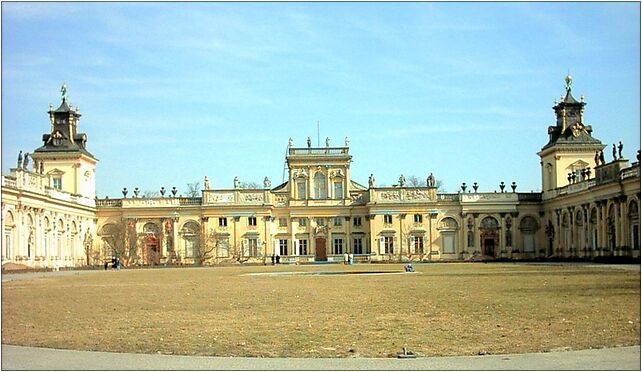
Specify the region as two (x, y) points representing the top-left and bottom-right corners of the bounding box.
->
(2, 263), (640, 358)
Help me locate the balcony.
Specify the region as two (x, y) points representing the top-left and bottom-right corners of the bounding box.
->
(288, 147), (349, 156)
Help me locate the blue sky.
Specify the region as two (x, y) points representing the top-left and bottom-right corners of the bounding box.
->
(2, 2), (640, 197)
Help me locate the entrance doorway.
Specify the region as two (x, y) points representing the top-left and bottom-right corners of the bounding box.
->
(482, 237), (496, 256)
(143, 234), (160, 265)
(315, 237), (327, 261)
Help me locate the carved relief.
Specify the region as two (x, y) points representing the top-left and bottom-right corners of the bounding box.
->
(293, 168), (308, 179)
(275, 194), (288, 206)
(379, 191), (401, 201)
(330, 169), (344, 179)
(240, 193), (264, 203)
(406, 189), (431, 200)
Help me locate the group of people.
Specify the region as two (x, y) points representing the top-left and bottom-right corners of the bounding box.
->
(104, 257), (121, 270)
(343, 253), (355, 265)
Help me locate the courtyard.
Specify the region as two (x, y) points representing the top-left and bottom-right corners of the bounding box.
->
(1, 263), (640, 358)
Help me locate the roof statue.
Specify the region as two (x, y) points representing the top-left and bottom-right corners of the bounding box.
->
(307, 137), (312, 148)
(23, 153), (30, 170)
(368, 174), (375, 188)
(61, 83), (68, 103)
(204, 176), (210, 190)
(288, 138), (293, 148)
(17, 151), (23, 169)
(565, 73), (572, 91)
(325, 137), (330, 147)
(344, 136), (349, 147)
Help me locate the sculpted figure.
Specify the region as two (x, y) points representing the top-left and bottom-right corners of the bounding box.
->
(23, 153), (30, 170)
(288, 138), (293, 148)
(427, 172), (435, 187)
(399, 174), (406, 187)
(307, 137), (312, 148)
(233, 176), (239, 189)
(599, 150), (605, 165)
(594, 151), (600, 167)
(618, 141), (623, 159)
(325, 137), (330, 147)
(17, 151), (23, 169)
(204, 176), (210, 190)
(264, 176), (271, 189)
(368, 174), (375, 188)
(344, 136), (349, 146)
(612, 144), (617, 161)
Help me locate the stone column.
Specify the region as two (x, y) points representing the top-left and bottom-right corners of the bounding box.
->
(345, 216), (352, 254)
(599, 201), (608, 255)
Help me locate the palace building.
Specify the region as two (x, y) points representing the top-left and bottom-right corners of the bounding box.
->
(2, 76), (640, 268)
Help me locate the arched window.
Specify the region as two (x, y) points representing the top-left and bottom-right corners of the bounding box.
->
(519, 216), (539, 253)
(26, 215), (35, 259)
(313, 172), (326, 199)
(43, 217), (50, 258)
(56, 219), (64, 258)
(71, 221), (78, 261)
(438, 217), (459, 254)
(590, 208), (598, 251)
(3, 211), (15, 260)
(181, 221), (200, 258)
(629, 201), (640, 250)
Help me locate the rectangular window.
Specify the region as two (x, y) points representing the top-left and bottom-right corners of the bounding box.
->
(384, 214), (393, 225)
(333, 238), (344, 255)
(52, 177), (62, 190)
(414, 214), (423, 223)
(316, 218), (325, 227)
(443, 234), (455, 253)
(279, 218), (287, 227)
(334, 217), (342, 226)
(353, 238), (363, 254)
(384, 236), (394, 254)
(297, 181), (307, 200)
(353, 216), (362, 227)
(218, 217), (227, 227)
(246, 238), (259, 256)
(185, 238), (197, 257)
(298, 218), (307, 227)
(248, 217), (257, 226)
(299, 239), (308, 255)
(413, 236), (424, 254)
(217, 238), (229, 257)
(523, 234), (535, 253)
(279, 239), (288, 256)
(334, 182), (343, 199)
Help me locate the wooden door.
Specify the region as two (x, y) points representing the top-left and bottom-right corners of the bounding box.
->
(315, 238), (327, 261)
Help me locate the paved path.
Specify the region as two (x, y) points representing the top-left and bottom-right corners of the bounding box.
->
(2, 344), (639, 370)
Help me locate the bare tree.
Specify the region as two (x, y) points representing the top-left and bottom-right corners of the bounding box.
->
(194, 228), (219, 265)
(407, 176), (423, 187)
(229, 241), (251, 264)
(142, 190), (160, 198)
(99, 219), (140, 267)
(186, 181), (201, 198)
(434, 179), (444, 192)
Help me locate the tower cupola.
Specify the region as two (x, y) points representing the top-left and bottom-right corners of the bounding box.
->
(544, 74), (600, 149)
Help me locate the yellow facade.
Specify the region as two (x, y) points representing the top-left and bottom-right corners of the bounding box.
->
(2, 79), (640, 268)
